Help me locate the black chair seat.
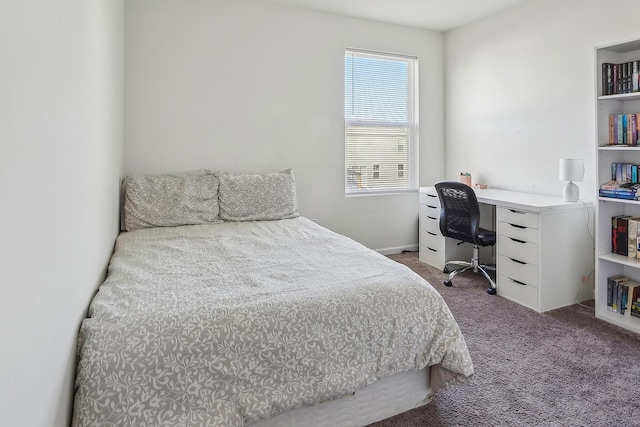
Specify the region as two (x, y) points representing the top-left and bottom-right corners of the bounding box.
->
(477, 228), (496, 247)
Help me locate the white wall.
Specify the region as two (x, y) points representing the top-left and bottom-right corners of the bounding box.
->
(445, 0), (640, 199)
(0, 1), (123, 426)
(124, 0), (445, 251)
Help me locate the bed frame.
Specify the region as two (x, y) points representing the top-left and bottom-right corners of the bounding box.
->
(254, 367), (431, 426)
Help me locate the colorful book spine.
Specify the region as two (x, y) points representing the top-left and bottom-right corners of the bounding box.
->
(603, 63), (613, 96)
(599, 190), (637, 200)
(619, 114), (625, 144)
(601, 61), (640, 96)
(607, 113), (640, 145)
(609, 115), (614, 145)
(608, 274), (625, 311)
(629, 218), (639, 259)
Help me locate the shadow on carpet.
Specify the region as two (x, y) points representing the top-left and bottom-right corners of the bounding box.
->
(369, 252), (640, 427)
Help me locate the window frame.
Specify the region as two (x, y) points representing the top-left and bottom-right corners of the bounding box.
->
(344, 48), (419, 196)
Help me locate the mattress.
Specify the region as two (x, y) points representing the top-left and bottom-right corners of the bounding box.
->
(253, 367), (432, 427)
(72, 217), (473, 426)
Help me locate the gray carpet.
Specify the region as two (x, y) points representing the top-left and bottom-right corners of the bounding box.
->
(371, 252), (640, 427)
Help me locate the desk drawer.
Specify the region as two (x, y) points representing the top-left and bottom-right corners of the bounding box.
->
(421, 216), (441, 235)
(498, 234), (539, 264)
(497, 207), (539, 229)
(419, 203), (440, 219)
(498, 221), (539, 244)
(420, 229), (444, 251)
(420, 190), (439, 206)
(421, 203), (440, 219)
(498, 274), (539, 311)
(498, 255), (538, 288)
(419, 244), (445, 270)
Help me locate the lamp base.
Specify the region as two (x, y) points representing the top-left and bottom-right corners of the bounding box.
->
(563, 181), (579, 202)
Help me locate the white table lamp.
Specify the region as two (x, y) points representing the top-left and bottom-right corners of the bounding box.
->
(559, 158), (584, 202)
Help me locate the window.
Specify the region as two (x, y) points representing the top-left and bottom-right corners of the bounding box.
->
(344, 49), (418, 195)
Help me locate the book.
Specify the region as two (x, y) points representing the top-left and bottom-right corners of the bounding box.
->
(611, 276), (623, 313)
(618, 217), (630, 256)
(599, 189), (638, 200)
(625, 281), (640, 318)
(599, 181), (640, 191)
(601, 180), (619, 190)
(620, 281), (628, 314)
(612, 276), (631, 313)
(606, 114), (640, 145)
(608, 274), (625, 311)
(630, 290), (640, 318)
(603, 63), (613, 96)
(612, 215), (632, 255)
(629, 218), (640, 259)
(599, 191), (637, 200)
(609, 115), (614, 145)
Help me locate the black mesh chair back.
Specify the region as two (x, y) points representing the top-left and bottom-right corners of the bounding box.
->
(435, 182), (481, 246)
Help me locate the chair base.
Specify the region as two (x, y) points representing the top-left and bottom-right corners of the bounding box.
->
(443, 245), (496, 295)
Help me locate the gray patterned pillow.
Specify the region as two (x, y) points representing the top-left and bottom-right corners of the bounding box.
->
(217, 169), (300, 221)
(124, 174), (220, 231)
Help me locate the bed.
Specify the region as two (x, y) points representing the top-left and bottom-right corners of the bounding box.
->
(72, 169), (473, 426)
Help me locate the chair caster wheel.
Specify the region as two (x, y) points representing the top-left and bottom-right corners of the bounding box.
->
(487, 287), (496, 295)
(443, 267), (450, 274)
(444, 280), (453, 287)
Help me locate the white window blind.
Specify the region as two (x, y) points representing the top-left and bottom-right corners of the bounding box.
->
(345, 49), (418, 195)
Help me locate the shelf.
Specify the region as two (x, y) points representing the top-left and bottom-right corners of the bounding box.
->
(598, 92), (640, 101)
(598, 252), (640, 267)
(595, 308), (640, 334)
(598, 197), (640, 204)
(598, 145), (640, 150)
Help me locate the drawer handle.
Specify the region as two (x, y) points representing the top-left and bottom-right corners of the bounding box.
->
(509, 223), (526, 229)
(509, 257), (527, 265)
(511, 278), (528, 286)
(426, 205), (437, 209)
(427, 247), (437, 252)
(427, 194), (437, 197)
(508, 209), (526, 214)
(509, 237), (526, 244)
(427, 232), (436, 236)
(427, 216), (437, 220)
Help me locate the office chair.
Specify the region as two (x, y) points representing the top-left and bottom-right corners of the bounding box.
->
(434, 181), (497, 295)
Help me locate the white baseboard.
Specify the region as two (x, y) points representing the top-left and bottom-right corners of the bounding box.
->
(376, 245), (418, 256)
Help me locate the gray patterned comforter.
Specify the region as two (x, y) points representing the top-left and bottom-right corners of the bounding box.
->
(72, 217), (473, 426)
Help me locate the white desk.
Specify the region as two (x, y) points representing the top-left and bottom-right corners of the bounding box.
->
(419, 186), (594, 312)
(473, 188), (592, 213)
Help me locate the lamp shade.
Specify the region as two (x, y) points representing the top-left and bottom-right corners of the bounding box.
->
(559, 158), (584, 182)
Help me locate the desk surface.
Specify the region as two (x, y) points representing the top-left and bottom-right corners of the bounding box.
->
(421, 187), (592, 213)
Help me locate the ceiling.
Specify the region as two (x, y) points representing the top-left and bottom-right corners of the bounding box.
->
(249, 0), (528, 32)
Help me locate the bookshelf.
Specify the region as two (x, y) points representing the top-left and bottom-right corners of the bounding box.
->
(595, 38), (640, 333)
